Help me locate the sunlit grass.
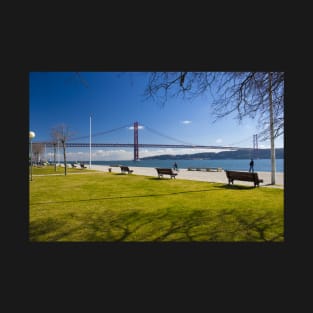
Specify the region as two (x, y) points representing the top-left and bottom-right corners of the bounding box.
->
(29, 168), (284, 242)
(30, 164), (94, 175)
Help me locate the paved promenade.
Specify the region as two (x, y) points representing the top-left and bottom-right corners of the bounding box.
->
(91, 165), (284, 189)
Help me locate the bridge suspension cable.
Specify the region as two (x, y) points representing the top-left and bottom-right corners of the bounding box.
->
(69, 123), (133, 141)
(227, 129), (270, 147)
(227, 135), (253, 147)
(143, 125), (195, 146)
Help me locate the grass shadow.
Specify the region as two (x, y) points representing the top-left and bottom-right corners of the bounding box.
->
(29, 218), (67, 241)
(147, 177), (176, 180)
(31, 188), (221, 205)
(216, 184), (256, 190)
(30, 206), (283, 242)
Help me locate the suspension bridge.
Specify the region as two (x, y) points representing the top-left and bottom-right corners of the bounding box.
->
(35, 121), (258, 161)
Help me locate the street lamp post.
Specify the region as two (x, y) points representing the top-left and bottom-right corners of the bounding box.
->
(29, 131), (35, 181)
(89, 114), (92, 169)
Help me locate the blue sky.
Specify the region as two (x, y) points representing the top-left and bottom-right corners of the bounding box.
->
(29, 72), (284, 161)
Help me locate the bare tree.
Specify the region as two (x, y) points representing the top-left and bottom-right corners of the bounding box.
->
(51, 124), (75, 176)
(49, 136), (58, 172)
(32, 143), (45, 164)
(144, 72), (284, 185)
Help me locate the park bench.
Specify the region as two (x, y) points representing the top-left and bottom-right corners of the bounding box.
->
(206, 167), (223, 172)
(120, 166), (133, 174)
(188, 167), (223, 172)
(225, 170), (263, 187)
(156, 168), (178, 179)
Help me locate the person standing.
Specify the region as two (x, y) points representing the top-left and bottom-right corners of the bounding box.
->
(249, 159), (254, 172)
(173, 162), (178, 171)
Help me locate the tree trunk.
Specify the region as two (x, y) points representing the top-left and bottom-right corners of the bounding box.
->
(62, 141), (67, 176)
(53, 144), (57, 172)
(269, 72), (276, 185)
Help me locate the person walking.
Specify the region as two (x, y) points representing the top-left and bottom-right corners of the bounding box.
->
(249, 159), (254, 172)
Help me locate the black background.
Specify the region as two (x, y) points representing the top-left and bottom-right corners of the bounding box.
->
(2, 3), (308, 311)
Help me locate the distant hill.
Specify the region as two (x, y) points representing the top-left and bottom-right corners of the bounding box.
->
(141, 148), (284, 160)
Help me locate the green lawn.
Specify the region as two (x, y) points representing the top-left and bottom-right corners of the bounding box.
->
(29, 167), (284, 242)
(29, 164), (92, 175)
